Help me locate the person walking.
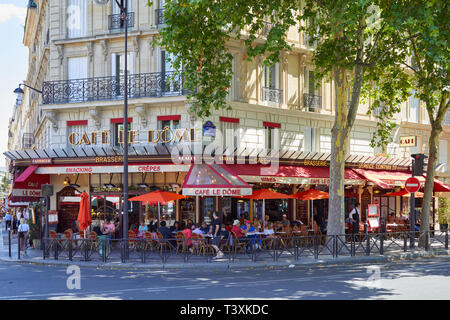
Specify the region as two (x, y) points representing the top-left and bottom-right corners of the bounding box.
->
(210, 212), (224, 259)
(350, 203), (361, 241)
(18, 218), (30, 255)
(4, 211), (11, 231)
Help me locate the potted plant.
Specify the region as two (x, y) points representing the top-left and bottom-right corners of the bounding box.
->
(29, 204), (42, 249)
(438, 197), (450, 232)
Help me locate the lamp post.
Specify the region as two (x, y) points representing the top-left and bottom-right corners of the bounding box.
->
(95, 0), (129, 254)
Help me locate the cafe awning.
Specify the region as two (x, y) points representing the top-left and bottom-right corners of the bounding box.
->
(226, 164), (365, 185)
(15, 165), (38, 182)
(353, 168), (450, 191)
(182, 163), (252, 196)
(11, 166), (49, 201)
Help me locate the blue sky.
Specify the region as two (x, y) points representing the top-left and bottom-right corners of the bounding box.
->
(0, 1), (28, 168)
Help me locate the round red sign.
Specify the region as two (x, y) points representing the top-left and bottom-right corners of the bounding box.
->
(405, 177), (421, 193)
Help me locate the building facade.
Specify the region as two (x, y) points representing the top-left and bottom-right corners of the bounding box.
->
(6, 0), (450, 233)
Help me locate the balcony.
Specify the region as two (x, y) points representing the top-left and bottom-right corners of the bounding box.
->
(22, 133), (34, 149)
(108, 12), (135, 31)
(42, 72), (189, 105)
(303, 93), (322, 112)
(262, 87), (283, 104)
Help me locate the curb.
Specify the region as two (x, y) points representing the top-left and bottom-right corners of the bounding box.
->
(1, 249), (448, 271)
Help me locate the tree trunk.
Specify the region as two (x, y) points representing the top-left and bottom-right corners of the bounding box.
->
(420, 125), (440, 247)
(327, 67), (349, 237)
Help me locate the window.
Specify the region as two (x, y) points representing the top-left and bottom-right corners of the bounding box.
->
(219, 118), (240, 155)
(67, 0), (87, 38)
(67, 121), (88, 147)
(409, 89), (419, 123)
(303, 127), (317, 152)
(158, 118), (180, 144)
(111, 52), (133, 97)
(262, 63), (281, 103)
(112, 121), (131, 147)
(226, 55), (238, 101)
(160, 50), (181, 95)
(67, 57), (87, 102)
(264, 122), (280, 150)
(439, 140), (448, 173)
(304, 68), (322, 111)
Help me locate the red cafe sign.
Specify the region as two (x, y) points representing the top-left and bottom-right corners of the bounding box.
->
(182, 188), (252, 196)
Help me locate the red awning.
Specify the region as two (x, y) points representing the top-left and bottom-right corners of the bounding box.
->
(15, 165), (38, 182)
(12, 167), (49, 201)
(353, 168), (450, 191)
(226, 164), (364, 185)
(182, 163), (252, 196)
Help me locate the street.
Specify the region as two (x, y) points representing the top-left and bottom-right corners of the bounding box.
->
(0, 257), (449, 300)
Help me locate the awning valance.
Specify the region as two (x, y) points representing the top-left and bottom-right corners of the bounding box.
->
(353, 168), (450, 191)
(227, 164), (365, 185)
(12, 167), (49, 200)
(182, 163), (252, 196)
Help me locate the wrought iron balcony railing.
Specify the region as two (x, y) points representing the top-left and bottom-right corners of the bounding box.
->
(155, 9), (165, 26)
(22, 133), (34, 149)
(262, 87), (283, 103)
(303, 93), (322, 112)
(108, 12), (135, 30)
(42, 72), (188, 105)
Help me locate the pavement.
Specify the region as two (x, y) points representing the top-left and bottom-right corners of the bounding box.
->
(0, 220), (448, 271)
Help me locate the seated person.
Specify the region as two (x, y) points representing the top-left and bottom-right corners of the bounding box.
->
(263, 222), (276, 237)
(280, 214), (290, 227)
(219, 224), (229, 244)
(137, 221), (148, 238)
(158, 220), (173, 239)
(200, 221), (210, 234)
(231, 220), (244, 238)
(102, 219), (116, 239)
(320, 219), (328, 234)
(192, 223), (204, 235)
(170, 221), (181, 233)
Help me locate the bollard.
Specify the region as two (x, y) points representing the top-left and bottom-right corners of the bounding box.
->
(404, 233), (408, 252)
(8, 228), (11, 258)
(380, 232), (384, 255)
(445, 231), (448, 250)
(366, 233), (370, 256)
(54, 239), (58, 260)
(69, 239), (73, 261)
(17, 235), (21, 260)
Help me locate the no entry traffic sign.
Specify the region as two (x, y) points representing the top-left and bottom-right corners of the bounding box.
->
(405, 177), (421, 193)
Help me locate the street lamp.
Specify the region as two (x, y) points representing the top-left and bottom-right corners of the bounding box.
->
(13, 83), (42, 105)
(94, 0), (130, 248)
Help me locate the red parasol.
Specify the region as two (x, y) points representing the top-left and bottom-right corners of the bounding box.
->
(234, 188), (295, 200)
(292, 189), (329, 200)
(128, 190), (187, 204)
(77, 192), (91, 231)
(384, 189), (424, 198)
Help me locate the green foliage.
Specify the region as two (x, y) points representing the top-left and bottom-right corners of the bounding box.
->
(438, 198), (450, 225)
(28, 203), (41, 240)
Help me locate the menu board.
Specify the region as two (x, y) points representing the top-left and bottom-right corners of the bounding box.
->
(368, 217), (380, 229)
(367, 204), (379, 217)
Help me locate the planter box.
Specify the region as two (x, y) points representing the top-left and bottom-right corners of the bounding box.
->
(32, 239), (41, 250)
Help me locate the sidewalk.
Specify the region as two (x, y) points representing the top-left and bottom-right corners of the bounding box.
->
(0, 221), (448, 271)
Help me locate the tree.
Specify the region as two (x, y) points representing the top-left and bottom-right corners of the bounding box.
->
(152, 0), (410, 237)
(383, 1), (449, 245)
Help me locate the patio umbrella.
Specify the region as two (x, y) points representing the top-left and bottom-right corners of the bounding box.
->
(77, 192), (91, 234)
(384, 190), (424, 198)
(234, 189), (294, 221)
(292, 189), (329, 228)
(129, 190), (187, 226)
(292, 189), (329, 200)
